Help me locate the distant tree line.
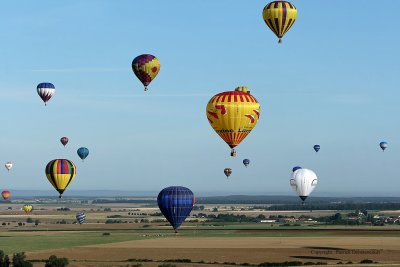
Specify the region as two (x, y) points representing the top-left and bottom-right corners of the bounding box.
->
(92, 199), (156, 204)
(262, 203), (400, 211)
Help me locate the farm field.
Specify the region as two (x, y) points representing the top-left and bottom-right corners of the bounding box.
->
(0, 201), (399, 266)
(0, 223), (399, 266)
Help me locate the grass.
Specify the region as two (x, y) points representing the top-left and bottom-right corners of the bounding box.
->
(0, 230), (148, 255)
(0, 222), (399, 255)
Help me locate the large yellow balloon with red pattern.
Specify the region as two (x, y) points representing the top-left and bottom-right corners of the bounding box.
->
(206, 87), (260, 156)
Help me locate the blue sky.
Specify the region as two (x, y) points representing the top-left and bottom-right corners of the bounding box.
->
(0, 1), (399, 196)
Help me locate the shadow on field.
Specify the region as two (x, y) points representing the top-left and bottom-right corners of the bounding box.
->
(291, 256), (341, 260)
(304, 246), (347, 251)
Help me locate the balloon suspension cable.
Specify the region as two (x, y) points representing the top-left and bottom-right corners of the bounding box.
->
(278, 38), (282, 44)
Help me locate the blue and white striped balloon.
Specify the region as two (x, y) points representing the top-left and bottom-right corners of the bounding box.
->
(76, 212), (86, 224)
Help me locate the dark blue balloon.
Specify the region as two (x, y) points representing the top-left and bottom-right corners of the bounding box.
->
(77, 147), (89, 161)
(292, 166), (302, 172)
(243, 159), (250, 167)
(313, 145), (320, 152)
(157, 186), (195, 232)
(379, 141), (388, 151)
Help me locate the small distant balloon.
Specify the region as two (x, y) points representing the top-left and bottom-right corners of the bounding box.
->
(77, 147), (89, 161)
(23, 205), (33, 214)
(292, 166), (302, 172)
(2, 190), (10, 201)
(60, 137), (69, 147)
(313, 145), (320, 153)
(243, 159), (250, 167)
(380, 141), (388, 151)
(224, 168), (232, 178)
(5, 162), (12, 171)
(37, 82), (55, 106)
(76, 212), (86, 224)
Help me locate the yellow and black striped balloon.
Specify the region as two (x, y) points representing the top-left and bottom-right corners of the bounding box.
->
(262, 1), (297, 43)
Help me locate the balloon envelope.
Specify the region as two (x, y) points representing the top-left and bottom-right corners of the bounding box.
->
(157, 186), (195, 231)
(313, 145), (320, 152)
(60, 137), (69, 147)
(1, 190), (10, 200)
(132, 54), (160, 91)
(206, 88), (260, 156)
(23, 205), (33, 214)
(243, 159), (250, 167)
(5, 162), (12, 171)
(224, 168), (232, 178)
(37, 82), (55, 105)
(77, 147), (89, 161)
(262, 1), (297, 43)
(290, 168), (318, 202)
(45, 159), (77, 198)
(76, 212), (86, 224)
(380, 141), (388, 151)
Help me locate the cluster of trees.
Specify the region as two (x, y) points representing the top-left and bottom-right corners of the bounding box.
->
(56, 207), (70, 211)
(0, 251), (69, 267)
(194, 213), (264, 223)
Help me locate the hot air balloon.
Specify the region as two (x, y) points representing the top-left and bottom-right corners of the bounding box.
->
(243, 159), (250, 167)
(5, 162), (12, 172)
(292, 166), (302, 172)
(76, 212), (86, 224)
(206, 86), (260, 157)
(224, 168), (232, 178)
(380, 141), (388, 151)
(157, 186), (195, 232)
(1, 190), (10, 201)
(313, 145), (320, 153)
(45, 159), (77, 198)
(37, 82), (55, 106)
(23, 205), (33, 214)
(262, 1), (297, 43)
(60, 137), (68, 147)
(77, 147), (89, 162)
(132, 54), (160, 91)
(290, 168), (317, 203)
